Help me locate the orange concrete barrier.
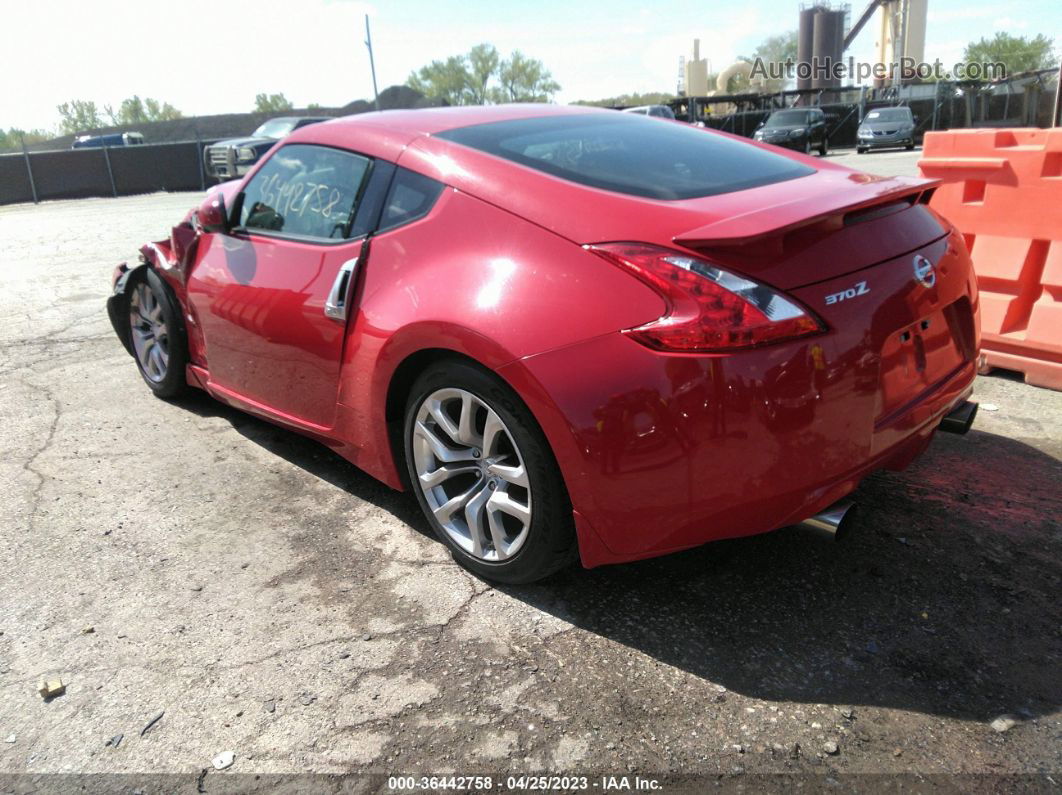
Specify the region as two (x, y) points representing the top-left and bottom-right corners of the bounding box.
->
(919, 129), (1062, 391)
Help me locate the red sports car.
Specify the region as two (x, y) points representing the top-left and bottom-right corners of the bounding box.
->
(107, 105), (979, 583)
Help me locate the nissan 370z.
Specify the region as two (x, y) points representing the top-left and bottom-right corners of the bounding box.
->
(106, 105), (980, 583)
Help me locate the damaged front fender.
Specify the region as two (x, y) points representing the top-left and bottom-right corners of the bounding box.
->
(107, 219), (198, 357)
(107, 261), (143, 356)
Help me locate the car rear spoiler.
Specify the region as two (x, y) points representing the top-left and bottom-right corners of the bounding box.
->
(674, 176), (940, 249)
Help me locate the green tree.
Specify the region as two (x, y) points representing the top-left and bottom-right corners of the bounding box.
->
(574, 91), (675, 108)
(144, 98), (182, 122)
(494, 51), (560, 103)
(743, 30), (798, 91)
(105, 95), (183, 125)
(408, 55), (476, 105)
(254, 92), (294, 112)
(0, 127), (52, 150)
(467, 44), (500, 104)
(963, 32), (1057, 78)
(406, 44), (560, 105)
(56, 100), (104, 134)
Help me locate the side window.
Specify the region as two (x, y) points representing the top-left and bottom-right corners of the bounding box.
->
(239, 144), (370, 241)
(377, 167), (445, 233)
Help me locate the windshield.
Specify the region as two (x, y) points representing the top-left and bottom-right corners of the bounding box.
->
(438, 113), (814, 200)
(765, 111), (809, 127)
(252, 119), (297, 139)
(863, 108), (912, 124)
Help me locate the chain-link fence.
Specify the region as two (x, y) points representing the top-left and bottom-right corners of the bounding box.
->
(678, 68), (1061, 149)
(0, 85), (435, 206)
(0, 139), (223, 205)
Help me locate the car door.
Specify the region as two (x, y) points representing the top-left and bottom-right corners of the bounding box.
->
(187, 143), (376, 429)
(810, 112), (824, 146)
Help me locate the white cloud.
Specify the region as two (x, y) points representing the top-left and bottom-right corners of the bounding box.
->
(927, 7), (994, 23)
(992, 17), (1030, 31)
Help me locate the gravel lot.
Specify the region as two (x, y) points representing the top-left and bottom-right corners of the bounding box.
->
(826, 145), (930, 176)
(1, 150), (1060, 790)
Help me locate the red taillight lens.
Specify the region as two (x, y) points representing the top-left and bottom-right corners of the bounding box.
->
(587, 242), (824, 353)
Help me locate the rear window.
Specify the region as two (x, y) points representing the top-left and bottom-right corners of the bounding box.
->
(436, 114), (813, 200)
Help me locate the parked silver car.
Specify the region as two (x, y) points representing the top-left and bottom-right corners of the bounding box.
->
(856, 107), (917, 153)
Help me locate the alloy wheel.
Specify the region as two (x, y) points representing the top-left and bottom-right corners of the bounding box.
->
(411, 388), (532, 562)
(129, 281), (169, 383)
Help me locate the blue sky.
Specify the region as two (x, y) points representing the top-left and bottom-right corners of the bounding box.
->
(4, 0), (1060, 130)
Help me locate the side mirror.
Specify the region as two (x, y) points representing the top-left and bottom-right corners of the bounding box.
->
(196, 193), (229, 234)
(913, 115), (921, 125)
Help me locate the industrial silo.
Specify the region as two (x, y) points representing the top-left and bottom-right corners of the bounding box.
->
(797, 6), (818, 91)
(811, 7), (846, 89)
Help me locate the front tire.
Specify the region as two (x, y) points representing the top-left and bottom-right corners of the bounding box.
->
(403, 360), (576, 584)
(819, 137), (828, 156)
(127, 268), (188, 399)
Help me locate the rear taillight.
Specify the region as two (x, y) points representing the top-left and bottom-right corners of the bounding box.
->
(587, 242), (824, 353)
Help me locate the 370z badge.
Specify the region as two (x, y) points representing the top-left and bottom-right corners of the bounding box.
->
(825, 280), (870, 305)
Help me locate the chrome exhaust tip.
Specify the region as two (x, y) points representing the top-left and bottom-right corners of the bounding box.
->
(797, 499), (857, 542)
(939, 400), (978, 435)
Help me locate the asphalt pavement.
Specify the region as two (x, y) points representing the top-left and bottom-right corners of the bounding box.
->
(0, 152), (1059, 789)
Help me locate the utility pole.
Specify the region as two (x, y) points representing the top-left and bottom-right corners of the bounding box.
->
(365, 14), (380, 113)
(1053, 62), (1062, 127)
(20, 133), (39, 204)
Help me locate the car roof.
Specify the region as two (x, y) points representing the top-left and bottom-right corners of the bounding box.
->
(285, 104), (616, 161)
(325, 103), (610, 137)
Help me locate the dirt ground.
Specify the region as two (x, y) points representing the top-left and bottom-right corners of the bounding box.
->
(1, 158), (1059, 791)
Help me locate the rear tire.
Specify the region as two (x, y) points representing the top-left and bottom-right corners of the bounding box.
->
(127, 268), (188, 399)
(857, 146), (867, 154)
(403, 360), (577, 584)
(819, 137), (828, 156)
(906, 142), (915, 151)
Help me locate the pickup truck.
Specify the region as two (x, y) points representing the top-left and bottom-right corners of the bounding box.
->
(203, 116), (330, 180)
(72, 132), (145, 148)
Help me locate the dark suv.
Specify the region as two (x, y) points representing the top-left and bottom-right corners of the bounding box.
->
(204, 116), (330, 180)
(753, 108), (828, 155)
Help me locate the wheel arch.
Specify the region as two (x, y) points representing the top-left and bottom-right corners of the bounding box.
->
(382, 347), (526, 489)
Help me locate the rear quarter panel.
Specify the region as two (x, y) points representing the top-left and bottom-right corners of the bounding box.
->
(335, 187), (666, 485)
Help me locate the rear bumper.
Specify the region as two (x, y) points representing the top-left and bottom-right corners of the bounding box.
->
(503, 332), (975, 568)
